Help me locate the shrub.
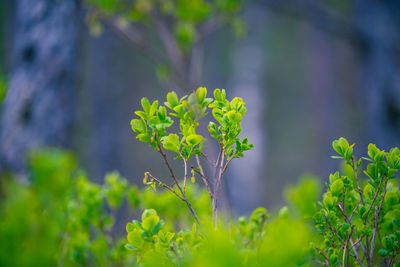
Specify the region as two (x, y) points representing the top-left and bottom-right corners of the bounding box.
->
(0, 89), (398, 266)
(313, 138), (400, 266)
(130, 87), (253, 228)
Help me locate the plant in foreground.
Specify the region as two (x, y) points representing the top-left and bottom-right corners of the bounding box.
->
(130, 87), (254, 227)
(313, 138), (400, 267)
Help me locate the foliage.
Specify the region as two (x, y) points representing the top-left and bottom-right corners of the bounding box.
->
(84, 0), (247, 88)
(313, 138), (400, 266)
(0, 101), (399, 266)
(0, 149), (137, 266)
(130, 87), (253, 227)
(0, 73), (7, 104)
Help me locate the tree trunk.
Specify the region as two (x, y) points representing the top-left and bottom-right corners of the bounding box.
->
(0, 0), (78, 174)
(355, 0), (400, 149)
(228, 5), (267, 214)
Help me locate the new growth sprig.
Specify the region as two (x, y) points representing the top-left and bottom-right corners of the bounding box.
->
(130, 87), (254, 227)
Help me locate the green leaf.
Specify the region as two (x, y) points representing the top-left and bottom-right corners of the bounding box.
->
(330, 179), (344, 196)
(166, 91), (179, 108)
(213, 88), (221, 100)
(125, 244), (137, 250)
(131, 119), (147, 133)
(226, 110), (242, 122)
(157, 106), (167, 121)
(186, 134), (203, 146)
(149, 100), (159, 116)
(196, 87), (207, 104)
(332, 137), (349, 156)
(142, 215), (160, 232)
(162, 134), (181, 153)
(142, 209), (158, 220)
(141, 97), (151, 113)
(136, 133), (150, 142)
(323, 193), (335, 210)
(126, 223), (136, 232)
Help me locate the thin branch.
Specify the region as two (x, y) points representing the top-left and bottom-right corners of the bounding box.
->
(315, 247), (331, 266)
(369, 178), (388, 263)
(214, 144), (223, 179)
(343, 226), (355, 267)
(212, 150), (225, 225)
(147, 172), (184, 201)
(338, 203), (352, 226)
(222, 152), (239, 174)
(328, 220), (346, 245)
(151, 14), (187, 86)
(349, 237), (365, 267)
(89, 7), (164, 64)
(183, 158), (188, 193)
(156, 146), (204, 230)
(337, 203), (367, 262)
(195, 155), (213, 199)
(350, 200), (361, 221)
(364, 175), (384, 220)
(157, 144), (184, 194)
(183, 194), (204, 231)
(352, 158), (365, 205)
(197, 17), (224, 43)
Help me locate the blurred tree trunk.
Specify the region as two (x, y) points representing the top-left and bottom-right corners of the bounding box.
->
(355, 0), (400, 149)
(228, 5), (267, 214)
(0, 0), (78, 174)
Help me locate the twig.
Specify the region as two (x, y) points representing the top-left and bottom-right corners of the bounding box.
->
(315, 247), (330, 266)
(352, 157), (365, 205)
(222, 152), (239, 174)
(338, 203), (352, 226)
(151, 14), (187, 88)
(369, 178), (388, 264)
(195, 155), (213, 199)
(328, 220), (345, 244)
(197, 17), (223, 43)
(350, 200), (361, 221)
(214, 144), (223, 179)
(157, 145), (204, 230)
(89, 7), (163, 64)
(364, 175), (384, 221)
(146, 172), (184, 201)
(212, 150), (225, 225)
(342, 226), (355, 267)
(349, 237), (365, 267)
(158, 144), (184, 194)
(183, 159), (188, 193)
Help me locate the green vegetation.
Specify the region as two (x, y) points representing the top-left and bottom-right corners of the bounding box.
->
(130, 87), (253, 227)
(0, 73), (7, 104)
(84, 0), (246, 87)
(313, 138), (400, 266)
(0, 89), (398, 266)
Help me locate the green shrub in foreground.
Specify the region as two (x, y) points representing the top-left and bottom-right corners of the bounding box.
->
(0, 87), (399, 266)
(313, 138), (400, 267)
(127, 88), (399, 266)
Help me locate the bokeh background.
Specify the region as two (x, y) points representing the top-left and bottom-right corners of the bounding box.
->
(0, 0), (399, 215)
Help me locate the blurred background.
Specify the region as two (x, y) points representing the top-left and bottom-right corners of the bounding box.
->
(0, 0), (399, 215)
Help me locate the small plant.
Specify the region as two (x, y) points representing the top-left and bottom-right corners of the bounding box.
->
(313, 137), (400, 266)
(130, 87), (254, 227)
(125, 209), (203, 265)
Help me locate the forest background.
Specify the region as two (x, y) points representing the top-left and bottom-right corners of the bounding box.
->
(0, 0), (399, 215)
